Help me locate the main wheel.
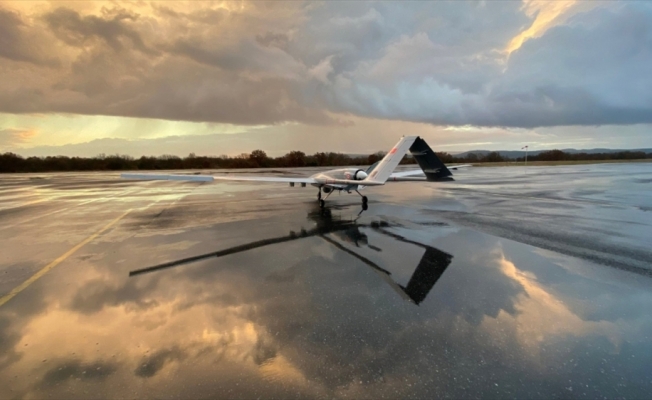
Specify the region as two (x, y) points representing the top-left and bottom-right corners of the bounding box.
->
(362, 203), (368, 211)
(319, 199), (325, 208)
(362, 196), (368, 203)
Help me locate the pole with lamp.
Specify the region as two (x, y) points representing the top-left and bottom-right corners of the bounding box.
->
(521, 145), (529, 166)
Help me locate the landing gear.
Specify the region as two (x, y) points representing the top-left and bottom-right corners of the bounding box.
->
(355, 189), (368, 206)
(318, 187), (332, 207)
(361, 193), (368, 211)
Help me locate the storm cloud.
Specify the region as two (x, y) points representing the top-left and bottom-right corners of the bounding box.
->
(0, 8), (59, 67)
(0, 1), (650, 130)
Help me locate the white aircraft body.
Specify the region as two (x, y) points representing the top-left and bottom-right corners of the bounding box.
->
(122, 136), (468, 207)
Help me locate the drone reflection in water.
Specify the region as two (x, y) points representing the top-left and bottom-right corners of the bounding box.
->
(130, 204), (452, 305)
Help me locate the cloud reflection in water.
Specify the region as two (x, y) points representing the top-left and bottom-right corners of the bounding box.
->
(1, 204), (652, 398)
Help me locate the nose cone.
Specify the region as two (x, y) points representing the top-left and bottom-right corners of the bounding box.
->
(355, 171), (368, 180)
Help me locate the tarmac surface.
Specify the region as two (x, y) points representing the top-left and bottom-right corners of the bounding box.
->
(1, 163), (652, 399)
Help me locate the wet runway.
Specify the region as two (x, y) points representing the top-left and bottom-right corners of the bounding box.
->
(1, 163), (652, 398)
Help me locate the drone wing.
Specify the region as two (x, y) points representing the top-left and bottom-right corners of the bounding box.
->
(211, 175), (318, 184)
(207, 175), (384, 186)
(121, 173), (388, 186)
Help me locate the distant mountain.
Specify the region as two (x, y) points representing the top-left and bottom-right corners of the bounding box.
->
(454, 148), (652, 158)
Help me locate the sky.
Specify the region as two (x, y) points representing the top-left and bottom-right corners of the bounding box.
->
(0, 0), (650, 157)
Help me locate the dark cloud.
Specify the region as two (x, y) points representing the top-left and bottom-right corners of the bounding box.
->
(0, 9), (32, 62)
(0, 5), (338, 126)
(0, 2), (650, 129)
(134, 347), (185, 378)
(324, 3), (652, 128)
(487, 4), (652, 127)
(44, 7), (157, 55)
(251, 336), (278, 366)
(39, 359), (117, 388)
(255, 32), (290, 50)
(152, 4), (229, 25)
(169, 37), (302, 77)
(0, 8), (59, 66)
(293, 2), (527, 77)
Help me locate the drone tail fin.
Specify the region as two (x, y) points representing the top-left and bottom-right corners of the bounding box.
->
(364, 136), (418, 184)
(409, 137), (453, 181)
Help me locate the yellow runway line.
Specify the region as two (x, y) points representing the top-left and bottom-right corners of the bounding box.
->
(0, 209), (132, 308)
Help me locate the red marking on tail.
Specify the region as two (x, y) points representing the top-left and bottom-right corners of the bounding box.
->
(390, 147), (397, 154)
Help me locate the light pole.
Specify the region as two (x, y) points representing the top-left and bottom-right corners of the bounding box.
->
(521, 145), (528, 166)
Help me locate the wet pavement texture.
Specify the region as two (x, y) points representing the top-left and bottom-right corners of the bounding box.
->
(1, 163), (652, 399)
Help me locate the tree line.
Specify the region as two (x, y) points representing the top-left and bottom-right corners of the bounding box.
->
(0, 150), (403, 173)
(440, 150), (652, 163)
(1, 149), (650, 173)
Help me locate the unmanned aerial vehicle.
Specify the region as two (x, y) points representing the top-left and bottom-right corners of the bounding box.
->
(122, 136), (468, 207)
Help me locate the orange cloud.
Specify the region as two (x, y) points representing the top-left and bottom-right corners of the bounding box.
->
(482, 252), (620, 359)
(0, 128), (38, 146)
(506, 0), (577, 54)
